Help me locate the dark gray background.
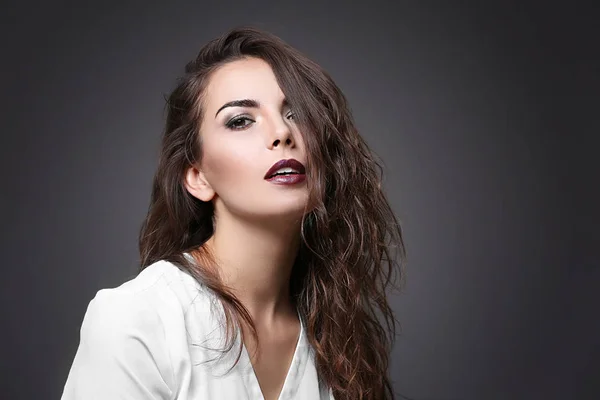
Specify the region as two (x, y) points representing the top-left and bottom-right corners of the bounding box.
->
(1, 1), (598, 399)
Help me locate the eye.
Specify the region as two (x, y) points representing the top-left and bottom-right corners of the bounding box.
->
(226, 115), (254, 130)
(286, 111), (295, 120)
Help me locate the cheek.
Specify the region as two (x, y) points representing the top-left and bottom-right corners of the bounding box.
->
(202, 141), (260, 191)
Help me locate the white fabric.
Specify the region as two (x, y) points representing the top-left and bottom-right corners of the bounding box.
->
(61, 258), (333, 399)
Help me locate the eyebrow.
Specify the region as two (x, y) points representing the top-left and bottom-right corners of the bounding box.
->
(214, 98), (289, 118)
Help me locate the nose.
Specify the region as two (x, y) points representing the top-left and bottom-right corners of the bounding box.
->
(267, 114), (295, 149)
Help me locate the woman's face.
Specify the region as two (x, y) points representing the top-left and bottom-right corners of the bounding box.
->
(185, 57), (309, 222)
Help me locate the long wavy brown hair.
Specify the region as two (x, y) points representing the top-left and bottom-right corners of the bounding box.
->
(138, 26), (406, 400)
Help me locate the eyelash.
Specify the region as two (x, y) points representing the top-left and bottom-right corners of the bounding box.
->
(226, 115), (254, 130)
(225, 112), (295, 131)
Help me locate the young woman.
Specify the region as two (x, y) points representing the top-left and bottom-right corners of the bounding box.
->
(61, 27), (405, 400)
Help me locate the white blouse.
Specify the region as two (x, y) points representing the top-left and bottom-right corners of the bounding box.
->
(61, 258), (334, 400)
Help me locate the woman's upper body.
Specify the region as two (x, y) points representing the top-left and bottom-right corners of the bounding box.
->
(61, 257), (334, 400)
(61, 26), (403, 400)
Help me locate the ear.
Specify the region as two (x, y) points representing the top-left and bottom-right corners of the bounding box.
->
(184, 164), (215, 202)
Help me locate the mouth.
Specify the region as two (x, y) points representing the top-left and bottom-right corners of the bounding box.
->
(264, 158), (306, 179)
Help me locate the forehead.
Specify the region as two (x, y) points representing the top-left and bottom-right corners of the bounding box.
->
(204, 57), (285, 112)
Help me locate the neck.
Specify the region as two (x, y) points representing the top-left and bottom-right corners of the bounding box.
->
(201, 210), (302, 325)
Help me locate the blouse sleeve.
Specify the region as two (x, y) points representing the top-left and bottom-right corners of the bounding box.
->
(61, 289), (175, 400)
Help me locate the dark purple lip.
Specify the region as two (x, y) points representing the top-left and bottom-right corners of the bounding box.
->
(264, 158), (306, 179)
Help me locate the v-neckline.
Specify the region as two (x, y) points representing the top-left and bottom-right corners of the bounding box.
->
(239, 314), (308, 400)
(179, 253), (310, 398)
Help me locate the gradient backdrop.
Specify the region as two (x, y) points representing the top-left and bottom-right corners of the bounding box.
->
(1, 1), (598, 399)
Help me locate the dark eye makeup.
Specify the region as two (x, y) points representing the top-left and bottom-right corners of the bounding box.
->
(224, 110), (294, 131)
(225, 115), (255, 130)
